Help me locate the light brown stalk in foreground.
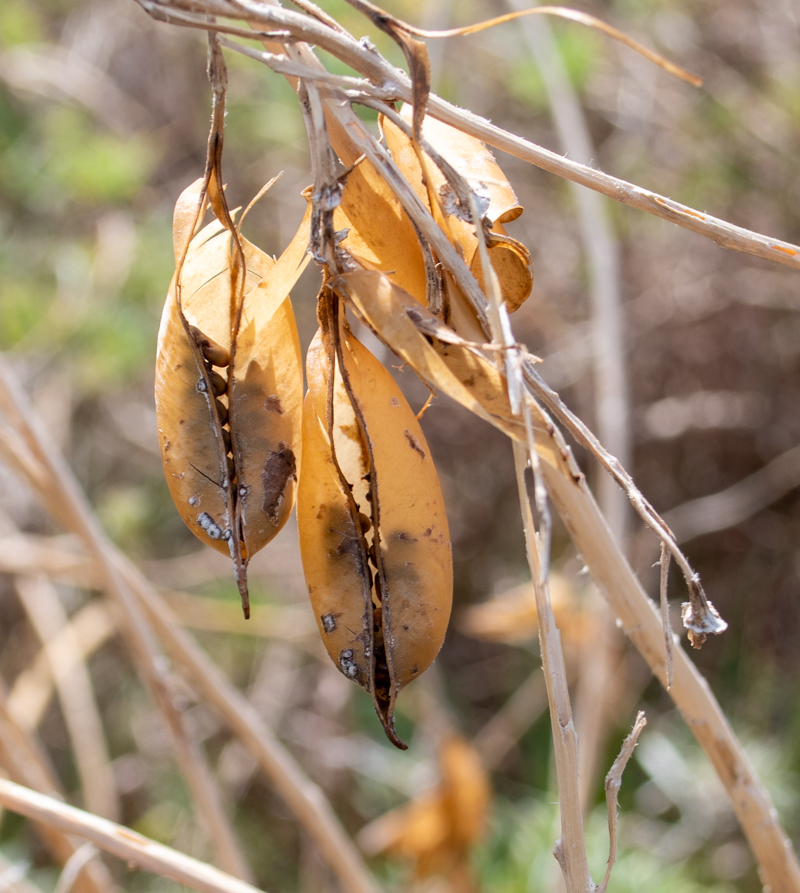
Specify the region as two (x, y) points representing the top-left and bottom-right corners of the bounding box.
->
(15, 576), (120, 823)
(0, 778), (264, 893)
(0, 683), (113, 893)
(513, 439), (591, 893)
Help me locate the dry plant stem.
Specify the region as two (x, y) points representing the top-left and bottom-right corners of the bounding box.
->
(9, 601), (116, 733)
(513, 439), (592, 893)
(513, 1), (629, 810)
(595, 712), (646, 893)
(523, 363), (725, 641)
(0, 779), (266, 893)
(0, 359), (253, 884)
(531, 423), (800, 893)
(53, 845), (100, 893)
(0, 685), (112, 893)
(659, 544), (674, 689)
(15, 576), (120, 823)
(141, 0), (800, 271)
(110, 551), (382, 893)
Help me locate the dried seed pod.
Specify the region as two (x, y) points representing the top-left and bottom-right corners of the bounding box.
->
(382, 109), (533, 316)
(297, 296), (452, 748)
(333, 157), (428, 301)
(156, 179), (310, 616)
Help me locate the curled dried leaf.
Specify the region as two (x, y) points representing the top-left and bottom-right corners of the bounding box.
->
(297, 292), (452, 748)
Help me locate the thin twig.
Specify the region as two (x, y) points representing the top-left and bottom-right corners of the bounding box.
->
(596, 711), (646, 893)
(0, 683), (114, 893)
(53, 846), (99, 893)
(15, 578), (120, 823)
(0, 779), (265, 893)
(659, 544), (673, 690)
(513, 439), (592, 893)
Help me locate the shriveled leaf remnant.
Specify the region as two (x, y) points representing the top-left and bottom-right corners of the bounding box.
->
(155, 180), (308, 617)
(298, 289), (452, 749)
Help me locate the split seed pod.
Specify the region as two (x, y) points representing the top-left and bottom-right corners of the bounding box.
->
(381, 108), (533, 335)
(297, 293), (452, 748)
(156, 178), (309, 616)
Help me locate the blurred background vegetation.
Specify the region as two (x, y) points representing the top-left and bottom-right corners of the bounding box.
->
(0, 0), (799, 891)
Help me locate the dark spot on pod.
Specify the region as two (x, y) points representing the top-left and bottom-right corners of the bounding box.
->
(397, 532), (417, 543)
(209, 369), (227, 396)
(262, 443), (297, 525)
(411, 666), (419, 675)
(215, 400), (228, 426)
(338, 648), (360, 679)
(197, 512), (223, 540)
(403, 624), (409, 631)
(358, 513), (371, 534)
(222, 427), (232, 453)
(336, 534), (361, 559)
(321, 613), (337, 633)
(264, 394), (283, 414)
(190, 325), (230, 368)
(403, 429), (426, 458)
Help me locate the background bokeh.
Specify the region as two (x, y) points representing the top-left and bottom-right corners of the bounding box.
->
(1, 0), (799, 891)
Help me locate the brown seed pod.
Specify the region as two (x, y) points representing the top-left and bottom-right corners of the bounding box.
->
(381, 108), (533, 318)
(155, 179), (310, 616)
(297, 292), (452, 748)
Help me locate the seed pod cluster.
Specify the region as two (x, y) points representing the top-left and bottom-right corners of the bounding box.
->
(297, 291), (452, 748)
(156, 179), (308, 616)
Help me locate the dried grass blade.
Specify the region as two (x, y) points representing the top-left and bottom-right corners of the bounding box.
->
(15, 577), (119, 822)
(0, 779), (264, 893)
(8, 602), (115, 733)
(0, 684), (114, 893)
(401, 6), (701, 86)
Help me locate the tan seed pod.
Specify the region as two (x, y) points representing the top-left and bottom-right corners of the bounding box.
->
(156, 179), (310, 616)
(297, 294), (452, 748)
(382, 108), (533, 317)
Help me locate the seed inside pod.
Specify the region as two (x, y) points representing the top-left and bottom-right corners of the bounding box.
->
(190, 325), (230, 368)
